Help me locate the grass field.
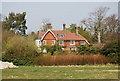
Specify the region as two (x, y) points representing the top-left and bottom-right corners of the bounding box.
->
(2, 65), (119, 79)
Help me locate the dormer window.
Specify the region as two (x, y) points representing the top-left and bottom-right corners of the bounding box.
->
(58, 34), (64, 38)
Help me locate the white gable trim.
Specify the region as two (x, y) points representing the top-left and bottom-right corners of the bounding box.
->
(41, 29), (58, 40)
(85, 40), (90, 44)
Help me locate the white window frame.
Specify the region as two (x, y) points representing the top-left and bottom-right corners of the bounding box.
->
(43, 40), (46, 45)
(70, 40), (75, 45)
(59, 40), (64, 45)
(80, 40), (85, 45)
(39, 40), (42, 46)
(35, 39), (41, 47)
(52, 40), (55, 45)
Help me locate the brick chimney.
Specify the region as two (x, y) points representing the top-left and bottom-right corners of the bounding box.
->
(46, 23), (52, 30)
(75, 27), (78, 35)
(63, 24), (66, 30)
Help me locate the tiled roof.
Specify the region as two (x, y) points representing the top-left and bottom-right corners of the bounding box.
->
(38, 30), (87, 41)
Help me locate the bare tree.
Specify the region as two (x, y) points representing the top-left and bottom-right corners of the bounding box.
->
(40, 18), (50, 32)
(102, 14), (118, 42)
(105, 14), (118, 32)
(81, 7), (109, 44)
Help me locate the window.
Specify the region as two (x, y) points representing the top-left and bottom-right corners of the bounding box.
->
(80, 40), (85, 45)
(43, 40), (46, 45)
(74, 47), (77, 51)
(58, 34), (64, 38)
(70, 40), (75, 45)
(69, 47), (76, 51)
(52, 40), (55, 45)
(69, 47), (72, 50)
(35, 39), (41, 47)
(59, 40), (64, 45)
(39, 40), (42, 46)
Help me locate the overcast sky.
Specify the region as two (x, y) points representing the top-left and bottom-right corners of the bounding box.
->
(2, 2), (118, 34)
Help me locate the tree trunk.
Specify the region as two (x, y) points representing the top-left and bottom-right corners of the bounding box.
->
(98, 31), (101, 44)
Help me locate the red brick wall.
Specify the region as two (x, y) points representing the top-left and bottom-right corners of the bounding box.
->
(64, 40), (79, 47)
(43, 32), (57, 46)
(42, 31), (89, 47)
(64, 40), (88, 50)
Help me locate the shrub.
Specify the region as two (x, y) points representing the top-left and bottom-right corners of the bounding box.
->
(58, 50), (74, 55)
(34, 54), (111, 66)
(77, 45), (100, 54)
(100, 40), (120, 64)
(2, 34), (40, 65)
(40, 45), (62, 55)
(6, 35), (38, 56)
(2, 55), (34, 65)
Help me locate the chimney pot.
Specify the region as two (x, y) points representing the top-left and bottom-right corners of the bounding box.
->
(75, 27), (78, 35)
(47, 23), (51, 26)
(63, 24), (66, 30)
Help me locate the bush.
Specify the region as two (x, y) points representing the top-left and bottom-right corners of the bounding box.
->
(2, 34), (40, 65)
(40, 45), (62, 55)
(101, 40), (119, 56)
(100, 40), (120, 64)
(77, 45), (100, 54)
(2, 55), (34, 65)
(58, 50), (75, 55)
(34, 54), (111, 66)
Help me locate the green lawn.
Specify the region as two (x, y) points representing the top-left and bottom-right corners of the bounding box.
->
(2, 65), (119, 79)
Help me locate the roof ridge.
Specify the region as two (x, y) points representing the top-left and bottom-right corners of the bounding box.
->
(38, 29), (88, 41)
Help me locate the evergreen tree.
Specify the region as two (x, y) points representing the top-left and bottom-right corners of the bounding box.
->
(66, 24), (91, 42)
(2, 12), (27, 35)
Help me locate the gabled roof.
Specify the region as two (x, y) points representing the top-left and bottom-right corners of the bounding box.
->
(40, 29), (58, 40)
(38, 30), (88, 41)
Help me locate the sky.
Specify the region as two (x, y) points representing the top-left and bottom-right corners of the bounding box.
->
(2, 2), (118, 34)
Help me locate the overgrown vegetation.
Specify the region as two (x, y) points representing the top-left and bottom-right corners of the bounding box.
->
(2, 29), (119, 65)
(40, 45), (62, 55)
(34, 55), (111, 66)
(77, 45), (100, 54)
(2, 29), (39, 65)
(100, 40), (120, 64)
(1, 12), (40, 65)
(1, 8), (119, 66)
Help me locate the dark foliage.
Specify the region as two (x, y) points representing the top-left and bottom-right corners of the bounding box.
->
(100, 40), (120, 64)
(2, 56), (34, 66)
(2, 12), (27, 35)
(77, 45), (100, 54)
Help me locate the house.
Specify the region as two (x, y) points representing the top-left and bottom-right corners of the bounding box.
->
(35, 24), (89, 51)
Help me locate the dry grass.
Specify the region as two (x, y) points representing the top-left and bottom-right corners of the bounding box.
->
(34, 54), (111, 66)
